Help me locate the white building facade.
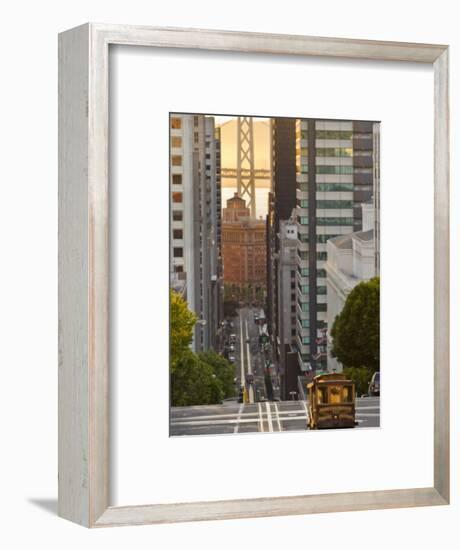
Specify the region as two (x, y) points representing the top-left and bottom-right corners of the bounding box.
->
(325, 204), (376, 372)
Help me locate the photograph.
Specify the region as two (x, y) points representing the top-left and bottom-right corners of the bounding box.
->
(169, 114), (380, 436)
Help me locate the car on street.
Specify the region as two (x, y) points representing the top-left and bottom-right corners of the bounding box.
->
(245, 373), (254, 384)
(229, 355), (236, 363)
(368, 372), (380, 396)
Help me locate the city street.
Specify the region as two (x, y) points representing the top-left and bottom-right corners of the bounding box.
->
(170, 396), (380, 436)
(233, 307), (269, 403)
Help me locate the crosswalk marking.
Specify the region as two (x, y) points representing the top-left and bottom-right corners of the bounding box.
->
(274, 402), (283, 432)
(265, 402), (274, 432)
(258, 402), (264, 432)
(233, 403), (244, 434)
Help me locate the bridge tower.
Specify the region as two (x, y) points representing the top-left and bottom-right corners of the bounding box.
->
(236, 117), (256, 218)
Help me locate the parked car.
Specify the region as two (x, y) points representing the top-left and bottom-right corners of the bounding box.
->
(228, 355), (236, 363)
(368, 372), (380, 396)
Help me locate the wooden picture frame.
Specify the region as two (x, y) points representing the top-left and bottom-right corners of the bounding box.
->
(58, 23), (449, 527)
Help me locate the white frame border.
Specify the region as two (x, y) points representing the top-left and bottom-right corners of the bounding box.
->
(58, 23), (449, 527)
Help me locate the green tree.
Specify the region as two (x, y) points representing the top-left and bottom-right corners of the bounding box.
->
(331, 277), (380, 372)
(170, 290), (197, 372)
(199, 351), (235, 399)
(343, 366), (374, 396)
(171, 350), (223, 407)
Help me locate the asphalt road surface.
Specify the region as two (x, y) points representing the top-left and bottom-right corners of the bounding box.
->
(233, 307), (268, 403)
(170, 396), (380, 436)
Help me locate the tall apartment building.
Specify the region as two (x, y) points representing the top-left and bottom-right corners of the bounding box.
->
(170, 114), (221, 352)
(276, 216), (300, 399)
(295, 119), (380, 373)
(266, 118), (297, 366)
(222, 194), (266, 298)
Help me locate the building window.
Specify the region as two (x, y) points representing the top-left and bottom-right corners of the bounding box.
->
(317, 252), (327, 261)
(172, 174), (182, 185)
(316, 182), (353, 192)
(171, 117), (182, 129)
(172, 210), (183, 221)
(173, 229), (183, 240)
(317, 217), (354, 226)
(316, 200), (353, 209)
(297, 216), (308, 225)
(316, 166), (353, 175)
(317, 286), (327, 295)
(316, 303), (327, 312)
(171, 155), (182, 166)
(299, 232), (308, 243)
(172, 192), (183, 203)
(316, 130), (352, 139)
(173, 247), (183, 258)
(171, 136), (182, 148)
(174, 265), (183, 273)
(316, 147), (353, 157)
(317, 269), (327, 278)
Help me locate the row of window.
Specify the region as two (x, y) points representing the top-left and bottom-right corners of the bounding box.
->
(297, 300), (328, 313)
(298, 182), (354, 192)
(317, 217), (354, 226)
(316, 147), (353, 157)
(317, 200), (353, 209)
(297, 267), (326, 279)
(316, 165), (354, 175)
(316, 130), (353, 139)
(298, 200), (353, 209)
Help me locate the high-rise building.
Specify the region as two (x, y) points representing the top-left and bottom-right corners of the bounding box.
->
(221, 194), (266, 299)
(295, 119), (380, 373)
(266, 118), (297, 374)
(276, 216), (300, 399)
(169, 114), (221, 352)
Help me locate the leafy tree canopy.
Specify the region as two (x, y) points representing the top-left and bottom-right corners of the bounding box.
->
(343, 366), (374, 396)
(171, 350), (223, 407)
(170, 290), (197, 372)
(331, 277), (380, 372)
(198, 351), (235, 399)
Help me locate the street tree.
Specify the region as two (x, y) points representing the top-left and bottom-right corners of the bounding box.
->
(171, 350), (223, 407)
(198, 350), (235, 399)
(331, 277), (380, 372)
(170, 289), (197, 372)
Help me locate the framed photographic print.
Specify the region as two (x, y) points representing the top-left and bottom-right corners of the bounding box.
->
(58, 24), (449, 527)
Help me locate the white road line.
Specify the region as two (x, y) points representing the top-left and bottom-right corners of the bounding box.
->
(265, 402), (274, 432)
(301, 400), (309, 426)
(233, 403), (244, 434)
(274, 402), (282, 432)
(258, 402), (265, 432)
(239, 312), (245, 387)
(245, 317), (255, 403)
